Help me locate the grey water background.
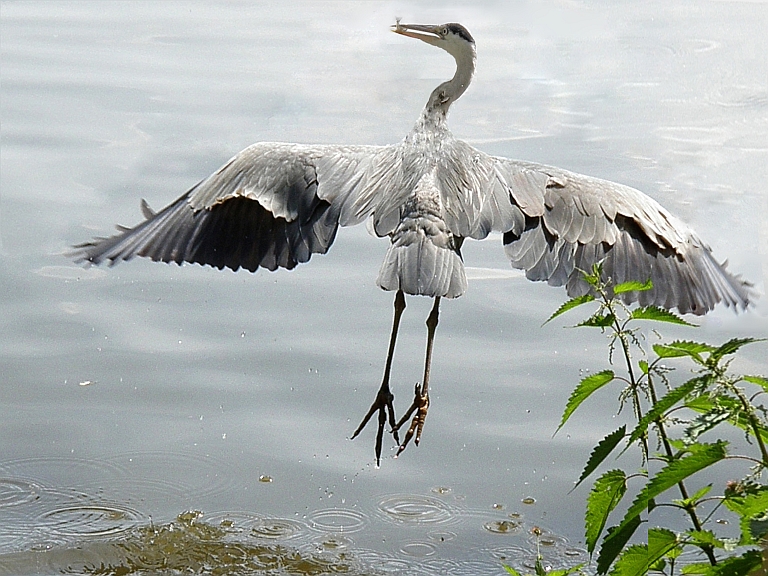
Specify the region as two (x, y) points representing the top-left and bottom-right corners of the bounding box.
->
(1, 1), (767, 574)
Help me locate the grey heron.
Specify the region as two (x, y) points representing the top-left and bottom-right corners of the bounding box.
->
(74, 22), (753, 465)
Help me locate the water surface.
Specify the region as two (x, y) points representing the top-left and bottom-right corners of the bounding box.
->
(1, 2), (766, 574)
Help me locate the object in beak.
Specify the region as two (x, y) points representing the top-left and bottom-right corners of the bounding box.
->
(391, 21), (442, 46)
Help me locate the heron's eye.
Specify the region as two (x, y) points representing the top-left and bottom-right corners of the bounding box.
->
(441, 27), (449, 36)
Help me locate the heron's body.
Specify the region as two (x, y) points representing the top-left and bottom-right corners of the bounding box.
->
(75, 22), (752, 465)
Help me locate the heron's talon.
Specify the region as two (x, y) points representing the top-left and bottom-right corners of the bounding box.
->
(351, 383), (398, 465)
(393, 382), (429, 458)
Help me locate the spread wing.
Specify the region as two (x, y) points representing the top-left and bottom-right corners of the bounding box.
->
(490, 157), (753, 315)
(73, 143), (400, 272)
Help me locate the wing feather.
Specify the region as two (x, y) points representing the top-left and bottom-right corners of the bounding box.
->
(494, 159), (752, 314)
(73, 143), (394, 272)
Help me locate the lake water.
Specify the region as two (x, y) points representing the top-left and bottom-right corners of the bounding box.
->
(1, 2), (766, 575)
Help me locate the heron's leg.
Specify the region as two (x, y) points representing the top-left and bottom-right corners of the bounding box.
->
(351, 290), (406, 465)
(394, 296), (440, 456)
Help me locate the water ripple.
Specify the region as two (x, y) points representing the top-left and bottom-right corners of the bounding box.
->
(0, 456), (128, 493)
(204, 510), (263, 530)
(248, 518), (307, 541)
(37, 502), (145, 537)
(103, 450), (239, 504)
(0, 478), (43, 508)
(399, 541), (437, 557)
(306, 507), (368, 533)
(377, 494), (461, 526)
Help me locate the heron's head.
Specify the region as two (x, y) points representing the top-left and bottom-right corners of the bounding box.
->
(392, 22), (476, 115)
(392, 22), (475, 62)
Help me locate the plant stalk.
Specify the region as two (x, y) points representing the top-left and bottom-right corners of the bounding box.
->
(647, 374), (718, 566)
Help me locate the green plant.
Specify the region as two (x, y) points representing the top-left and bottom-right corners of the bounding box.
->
(552, 264), (767, 576)
(504, 526), (587, 576)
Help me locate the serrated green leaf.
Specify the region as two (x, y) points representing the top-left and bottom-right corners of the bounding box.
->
(709, 337), (763, 364)
(582, 263), (604, 287)
(504, 566), (523, 576)
(649, 528), (679, 564)
(559, 370), (615, 430)
(607, 543), (648, 576)
(578, 313), (616, 328)
(652, 340), (714, 364)
(683, 407), (733, 444)
(544, 294), (596, 325)
(749, 515), (768, 542)
(675, 484), (713, 508)
(624, 377), (701, 451)
(639, 360), (649, 375)
(724, 487), (768, 544)
(680, 562), (710, 575)
(547, 566), (586, 576)
(586, 469), (627, 555)
(686, 396), (768, 444)
(631, 306), (695, 326)
(597, 516), (642, 575)
(684, 529), (725, 549)
(690, 550), (763, 576)
(743, 374), (768, 392)
(573, 426), (626, 490)
(609, 442), (727, 543)
(613, 279), (653, 294)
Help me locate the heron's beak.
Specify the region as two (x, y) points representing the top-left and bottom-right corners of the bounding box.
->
(391, 22), (442, 47)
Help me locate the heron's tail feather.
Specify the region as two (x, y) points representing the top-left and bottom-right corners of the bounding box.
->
(376, 214), (467, 298)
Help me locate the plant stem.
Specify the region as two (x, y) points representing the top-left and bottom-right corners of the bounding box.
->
(612, 313), (649, 458)
(647, 374), (718, 566)
(734, 386), (768, 467)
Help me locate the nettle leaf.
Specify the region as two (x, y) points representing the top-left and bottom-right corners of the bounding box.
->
(559, 370), (615, 430)
(578, 313), (616, 328)
(749, 515), (768, 542)
(724, 487), (768, 544)
(649, 528), (679, 564)
(686, 396), (768, 444)
(689, 550), (763, 576)
(709, 337), (763, 364)
(503, 566), (522, 576)
(597, 516), (642, 575)
(613, 279), (653, 294)
(631, 306), (695, 326)
(683, 407), (733, 444)
(607, 543), (648, 576)
(624, 377), (701, 451)
(609, 443), (727, 542)
(586, 469), (627, 555)
(743, 374), (768, 392)
(544, 294), (596, 325)
(680, 562), (710, 574)
(675, 484), (713, 508)
(684, 529), (725, 549)
(548, 567), (587, 576)
(573, 426), (626, 490)
(582, 263), (604, 287)
(652, 340), (714, 364)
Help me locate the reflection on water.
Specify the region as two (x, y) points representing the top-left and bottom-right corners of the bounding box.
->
(2, 1), (766, 575)
(0, 461), (589, 575)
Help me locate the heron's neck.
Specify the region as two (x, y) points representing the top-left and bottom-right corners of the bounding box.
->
(418, 47), (476, 129)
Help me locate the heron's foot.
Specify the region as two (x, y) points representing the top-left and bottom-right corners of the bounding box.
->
(351, 383), (398, 466)
(393, 382), (429, 457)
